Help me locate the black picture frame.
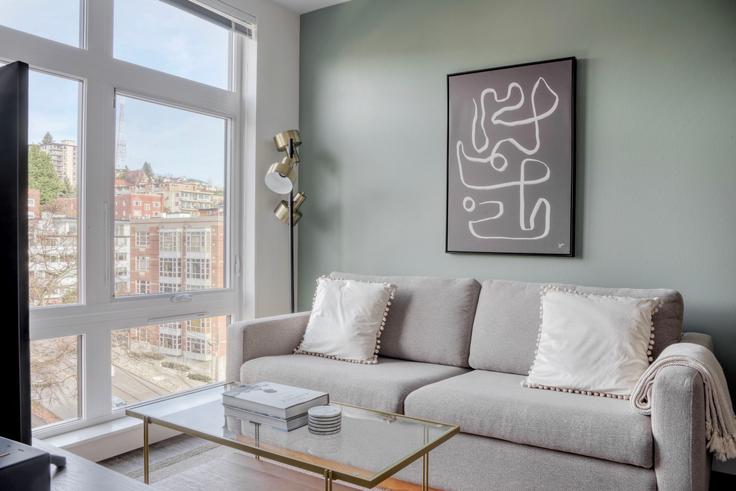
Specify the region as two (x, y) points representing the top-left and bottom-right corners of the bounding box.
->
(445, 57), (576, 256)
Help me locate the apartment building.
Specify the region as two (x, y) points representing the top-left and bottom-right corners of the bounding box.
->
(40, 139), (77, 186)
(125, 214), (226, 369)
(114, 192), (163, 220)
(158, 181), (223, 213)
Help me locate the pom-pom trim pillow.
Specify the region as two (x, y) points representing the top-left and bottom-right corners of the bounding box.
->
(525, 286), (661, 399)
(295, 276), (396, 364)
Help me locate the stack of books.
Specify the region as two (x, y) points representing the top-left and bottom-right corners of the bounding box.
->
(222, 382), (329, 431)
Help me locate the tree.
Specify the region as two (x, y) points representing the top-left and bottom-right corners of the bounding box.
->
(28, 214), (78, 307)
(42, 132), (53, 145)
(60, 178), (75, 197)
(30, 336), (78, 426)
(29, 145), (63, 205)
(143, 161), (154, 180)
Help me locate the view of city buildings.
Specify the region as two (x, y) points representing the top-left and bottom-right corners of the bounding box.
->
(30, 131), (228, 428)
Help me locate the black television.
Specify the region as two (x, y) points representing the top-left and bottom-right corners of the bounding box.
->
(0, 61), (31, 444)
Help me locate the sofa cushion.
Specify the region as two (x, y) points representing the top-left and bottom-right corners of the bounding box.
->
(329, 272), (481, 367)
(469, 279), (683, 375)
(240, 355), (468, 413)
(404, 370), (653, 468)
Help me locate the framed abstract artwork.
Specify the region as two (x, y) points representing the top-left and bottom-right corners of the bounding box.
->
(446, 57), (576, 256)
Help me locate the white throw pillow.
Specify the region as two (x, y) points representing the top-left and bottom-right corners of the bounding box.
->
(525, 287), (660, 399)
(295, 277), (396, 364)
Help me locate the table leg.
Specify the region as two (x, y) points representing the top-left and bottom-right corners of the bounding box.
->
(253, 422), (261, 461)
(422, 452), (429, 491)
(324, 469), (333, 491)
(143, 416), (150, 484)
(422, 426), (429, 491)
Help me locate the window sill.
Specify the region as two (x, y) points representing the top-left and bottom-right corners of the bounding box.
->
(41, 415), (180, 462)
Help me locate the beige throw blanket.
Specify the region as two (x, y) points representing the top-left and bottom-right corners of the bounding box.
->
(630, 342), (736, 461)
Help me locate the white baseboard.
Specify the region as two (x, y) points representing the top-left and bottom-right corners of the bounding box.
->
(42, 416), (180, 462)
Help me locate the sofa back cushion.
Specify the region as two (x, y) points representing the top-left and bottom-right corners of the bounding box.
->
(329, 272), (481, 367)
(468, 280), (684, 375)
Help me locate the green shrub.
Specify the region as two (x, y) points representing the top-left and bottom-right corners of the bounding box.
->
(188, 373), (212, 383)
(161, 361), (190, 371)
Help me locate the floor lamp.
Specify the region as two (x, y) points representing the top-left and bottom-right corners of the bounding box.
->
(264, 130), (306, 313)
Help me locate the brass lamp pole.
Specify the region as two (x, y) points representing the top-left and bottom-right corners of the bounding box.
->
(264, 129), (306, 313)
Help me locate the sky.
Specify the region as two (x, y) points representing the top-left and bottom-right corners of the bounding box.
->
(0, 0), (230, 187)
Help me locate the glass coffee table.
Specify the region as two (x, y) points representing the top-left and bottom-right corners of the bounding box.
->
(126, 383), (458, 490)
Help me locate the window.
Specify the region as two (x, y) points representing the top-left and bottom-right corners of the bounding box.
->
(114, 0), (231, 89)
(115, 94), (226, 298)
(160, 332), (182, 351)
(136, 232), (150, 248)
(187, 258), (211, 281)
(27, 71), (81, 307)
(159, 230), (181, 253)
(111, 315), (229, 407)
(159, 282), (179, 293)
(136, 256), (149, 272)
(187, 336), (209, 356)
(186, 318), (211, 334)
(0, 0), (81, 47)
(186, 230), (211, 254)
(159, 258), (182, 278)
(30, 336), (80, 429)
(6, 0), (249, 437)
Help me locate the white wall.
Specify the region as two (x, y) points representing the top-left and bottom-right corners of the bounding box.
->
(210, 0), (301, 318)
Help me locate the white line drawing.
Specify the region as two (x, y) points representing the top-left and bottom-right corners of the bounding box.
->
(457, 76), (559, 241)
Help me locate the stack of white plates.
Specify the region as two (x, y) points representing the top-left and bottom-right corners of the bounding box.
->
(307, 405), (342, 435)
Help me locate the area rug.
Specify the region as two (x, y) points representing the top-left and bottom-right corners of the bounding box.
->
(100, 434), (364, 490)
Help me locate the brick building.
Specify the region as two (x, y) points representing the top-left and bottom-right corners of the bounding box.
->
(115, 193), (163, 220)
(28, 188), (41, 220)
(122, 214), (226, 371)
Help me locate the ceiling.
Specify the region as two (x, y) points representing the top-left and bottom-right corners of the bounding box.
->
(271, 0), (350, 15)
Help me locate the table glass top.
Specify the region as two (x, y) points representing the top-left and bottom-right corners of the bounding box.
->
(126, 384), (458, 486)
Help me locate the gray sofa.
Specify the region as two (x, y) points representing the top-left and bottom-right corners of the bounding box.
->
(226, 273), (713, 490)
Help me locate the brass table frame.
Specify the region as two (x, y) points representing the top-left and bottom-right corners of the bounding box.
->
(129, 400), (458, 490)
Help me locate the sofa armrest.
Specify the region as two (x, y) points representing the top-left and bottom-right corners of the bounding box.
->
(651, 363), (710, 490)
(226, 312), (310, 383)
(681, 332), (714, 352)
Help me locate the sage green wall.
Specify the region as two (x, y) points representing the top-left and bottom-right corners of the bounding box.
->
(298, 0), (736, 382)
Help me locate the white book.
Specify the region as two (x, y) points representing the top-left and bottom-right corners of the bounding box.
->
(222, 382), (329, 419)
(224, 405), (309, 432)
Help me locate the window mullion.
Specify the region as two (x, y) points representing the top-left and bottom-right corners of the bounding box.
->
(87, 0), (114, 58)
(82, 327), (112, 423)
(81, 0), (115, 422)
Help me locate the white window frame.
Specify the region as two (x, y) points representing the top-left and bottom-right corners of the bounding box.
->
(1, 0), (252, 438)
(136, 256), (149, 272)
(135, 231), (149, 248)
(186, 258), (211, 281)
(159, 257), (182, 279)
(159, 230), (181, 254)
